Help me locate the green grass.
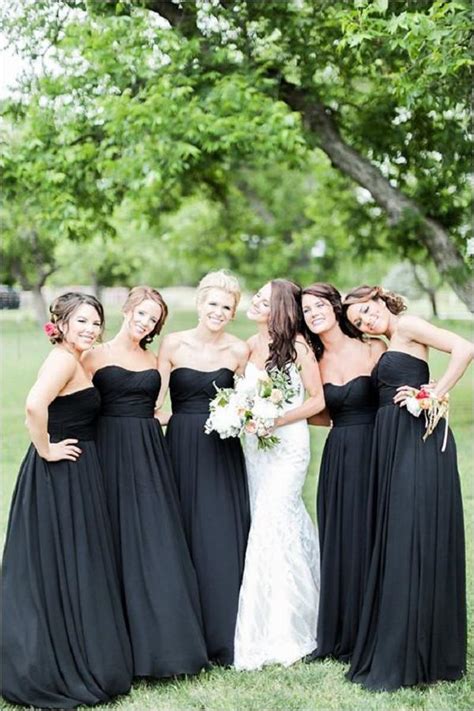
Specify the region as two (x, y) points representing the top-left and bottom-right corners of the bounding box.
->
(1, 312), (473, 710)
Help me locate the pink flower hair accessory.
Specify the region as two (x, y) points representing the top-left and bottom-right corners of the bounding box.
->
(43, 321), (59, 338)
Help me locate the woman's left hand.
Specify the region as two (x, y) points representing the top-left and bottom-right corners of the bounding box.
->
(155, 410), (171, 426)
(393, 385), (416, 407)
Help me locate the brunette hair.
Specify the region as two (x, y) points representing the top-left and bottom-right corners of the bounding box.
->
(302, 282), (362, 360)
(48, 292), (105, 345)
(122, 286), (168, 349)
(342, 285), (407, 324)
(266, 279), (302, 372)
(196, 270), (241, 315)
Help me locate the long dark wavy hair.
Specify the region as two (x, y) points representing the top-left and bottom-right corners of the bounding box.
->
(266, 279), (302, 372)
(302, 283), (362, 360)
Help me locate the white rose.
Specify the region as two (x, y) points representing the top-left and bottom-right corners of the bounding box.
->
(252, 396), (279, 421)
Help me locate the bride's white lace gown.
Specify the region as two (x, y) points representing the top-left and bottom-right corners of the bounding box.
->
(234, 362), (320, 671)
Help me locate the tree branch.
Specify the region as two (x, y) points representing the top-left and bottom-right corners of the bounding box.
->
(280, 81), (473, 311)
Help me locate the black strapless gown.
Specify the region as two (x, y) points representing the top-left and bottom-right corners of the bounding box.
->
(1, 387), (132, 709)
(316, 376), (378, 662)
(93, 365), (208, 678)
(166, 367), (250, 666)
(347, 352), (466, 690)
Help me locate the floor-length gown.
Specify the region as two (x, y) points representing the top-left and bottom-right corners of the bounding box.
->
(93, 365), (208, 678)
(1, 387), (133, 709)
(166, 367), (250, 666)
(234, 362), (320, 671)
(316, 377), (378, 662)
(347, 351), (466, 691)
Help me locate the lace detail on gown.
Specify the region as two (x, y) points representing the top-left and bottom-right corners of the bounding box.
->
(234, 362), (320, 671)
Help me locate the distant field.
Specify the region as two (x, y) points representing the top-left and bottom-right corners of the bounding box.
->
(1, 311), (472, 710)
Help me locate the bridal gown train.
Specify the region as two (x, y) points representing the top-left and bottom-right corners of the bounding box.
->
(234, 362), (320, 671)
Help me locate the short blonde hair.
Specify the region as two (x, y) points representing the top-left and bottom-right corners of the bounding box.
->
(196, 270), (241, 314)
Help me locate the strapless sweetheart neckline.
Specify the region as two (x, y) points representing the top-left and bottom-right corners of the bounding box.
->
(57, 386), (96, 399)
(94, 364), (158, 376)
(324, 375), (372, 389)
(171, 366), (235, 375)
(379, 350), (428, 365)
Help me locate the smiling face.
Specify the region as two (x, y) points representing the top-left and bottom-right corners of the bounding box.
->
(198, 287), (235, 331)
(247, 282), (272, 323)
(61, 304), (102, 353)
(346, 297), (389, 335)
(125, 298), (163, 343)
(302, 293), (337, 335)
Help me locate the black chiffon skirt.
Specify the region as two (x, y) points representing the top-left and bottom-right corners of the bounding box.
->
(347, 404), (466, 690)
(166, 412), (250, 666)
(316, 422), (374, 662)
(96, 415), (208, 678)
(1, 442), (133, 709)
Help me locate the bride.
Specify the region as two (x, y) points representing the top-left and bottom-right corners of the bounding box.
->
(234, 279), (324, 671)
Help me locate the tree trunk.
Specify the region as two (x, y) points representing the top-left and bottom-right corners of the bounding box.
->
(91, 273), (104, 303)
(31, 284), (48, 325)
(427, 289), (439, 319)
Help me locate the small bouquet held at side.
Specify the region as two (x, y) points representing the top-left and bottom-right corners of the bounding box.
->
(403, 385), (450, 452)
(204, 367), (299, 450)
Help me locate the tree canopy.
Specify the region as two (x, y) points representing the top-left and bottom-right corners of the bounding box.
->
(1, 0), (472, 309)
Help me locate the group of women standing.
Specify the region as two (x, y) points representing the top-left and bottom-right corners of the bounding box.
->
(1, 271), (471, 708)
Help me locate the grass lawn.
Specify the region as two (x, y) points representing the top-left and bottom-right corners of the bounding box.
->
(1, 310), (473, 710)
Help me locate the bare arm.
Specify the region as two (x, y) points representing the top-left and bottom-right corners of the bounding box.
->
(233, 340), (250, 376)
(275, 341), (325, 427)
(393, 316), (473, 400)
(155, 334), (175, 423)
(26, 351), (82, 461)
(308, 408), (332, 427)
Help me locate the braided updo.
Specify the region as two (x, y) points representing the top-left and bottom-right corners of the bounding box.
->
(47, 292), (105, 344)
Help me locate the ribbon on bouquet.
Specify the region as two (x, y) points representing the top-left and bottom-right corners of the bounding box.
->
(404, 386), (450, 452)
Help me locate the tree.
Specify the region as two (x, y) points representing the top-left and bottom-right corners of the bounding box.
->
(384, 261), (444, 317)
(1, 0), (472, 308)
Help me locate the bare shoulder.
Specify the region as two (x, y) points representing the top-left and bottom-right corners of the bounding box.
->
(247, 333), (259, 350)
(143, 348), (158, 367)
(397, 313), (427, 336)
(82, 343), (106, 370)
(368, 337), (387, 356)
(295, 336), (312, 357)
(227, 334), (250, 359)
(160, 330), (186, 350)
(38, 347), (77, 379)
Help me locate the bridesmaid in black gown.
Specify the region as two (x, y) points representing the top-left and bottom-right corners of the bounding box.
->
(157, 270), (250, 665)
(302, 283), (385, 662)
(344, 285), (471, 690)
(2, 293), (132, 709)
(83, 286), (208, 679)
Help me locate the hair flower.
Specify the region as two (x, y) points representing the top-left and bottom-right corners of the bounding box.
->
(43, 321), (59, 338)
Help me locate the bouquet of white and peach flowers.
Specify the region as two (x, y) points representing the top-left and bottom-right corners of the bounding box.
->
(204, 367), (299, 450)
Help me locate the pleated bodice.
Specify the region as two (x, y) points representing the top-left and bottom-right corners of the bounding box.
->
(93, 365), (160, 418)
(169, 367), (234, 414)
(48, 387), (100, 441)
(372, 351), (429, 407)
(324, 376), (378, 427)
